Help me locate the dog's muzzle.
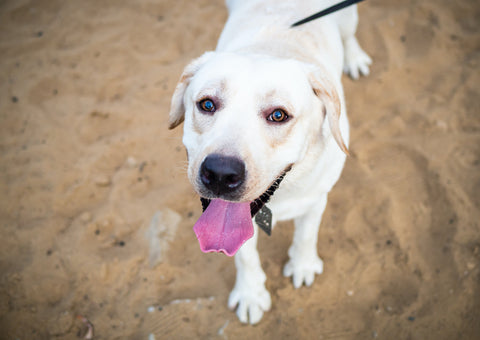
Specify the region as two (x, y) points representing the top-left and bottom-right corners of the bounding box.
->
(200, 163), (293, 218)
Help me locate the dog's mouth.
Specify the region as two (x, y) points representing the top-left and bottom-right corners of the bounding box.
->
(200, 165), (291, 216)
(193, 165), (292, 256)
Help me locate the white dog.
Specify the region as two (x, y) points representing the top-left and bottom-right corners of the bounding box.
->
(169, 0), (371, 324)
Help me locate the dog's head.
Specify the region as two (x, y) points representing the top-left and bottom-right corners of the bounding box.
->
(169, 51), (347, 255)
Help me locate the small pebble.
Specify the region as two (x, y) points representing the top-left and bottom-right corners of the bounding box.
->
(80, 212), (93, 223)
(94, 175), (111, 187)
(126, 157), (137, 167)
(435, 119), (448, 130)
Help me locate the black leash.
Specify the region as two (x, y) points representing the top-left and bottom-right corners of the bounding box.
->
(291, 0), (365, 27)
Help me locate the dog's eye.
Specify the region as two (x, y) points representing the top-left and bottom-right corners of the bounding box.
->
(198, 98), (216, 113)
(267, 109), (289, 123)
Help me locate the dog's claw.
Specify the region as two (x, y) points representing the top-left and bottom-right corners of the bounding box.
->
(283, 255), (324, 289)
(343, 37), (372, 80)
(228, 285), (271, 324)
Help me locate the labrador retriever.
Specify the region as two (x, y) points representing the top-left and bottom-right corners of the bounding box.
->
(169, 0), (371, 324)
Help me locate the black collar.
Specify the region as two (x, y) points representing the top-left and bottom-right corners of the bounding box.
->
(291, 0), (365, 27)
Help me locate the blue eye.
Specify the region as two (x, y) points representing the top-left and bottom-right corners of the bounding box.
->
(198, 98), (216, 113)
(268, 109), (288, 122)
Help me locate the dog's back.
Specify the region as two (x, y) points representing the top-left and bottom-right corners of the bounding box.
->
(219, 0), (345, 77)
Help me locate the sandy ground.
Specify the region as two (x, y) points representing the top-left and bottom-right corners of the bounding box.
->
(0, 0), (479, 339)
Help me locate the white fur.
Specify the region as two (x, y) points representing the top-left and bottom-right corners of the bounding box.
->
(169, 0), (371, 324)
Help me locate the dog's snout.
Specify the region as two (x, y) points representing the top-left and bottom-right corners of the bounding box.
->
(200, 154), (245, 196)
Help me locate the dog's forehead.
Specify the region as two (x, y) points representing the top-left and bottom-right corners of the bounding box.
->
(190, 54), (311, 100)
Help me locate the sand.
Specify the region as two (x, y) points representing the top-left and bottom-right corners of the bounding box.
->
(0, 0), (479, 339)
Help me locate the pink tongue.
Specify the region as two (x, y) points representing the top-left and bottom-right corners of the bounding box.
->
(193, 199), (253, 256)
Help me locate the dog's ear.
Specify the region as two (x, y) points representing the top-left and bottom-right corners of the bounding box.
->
(169, 52), (215, 129)
(308, 70), (349, 155)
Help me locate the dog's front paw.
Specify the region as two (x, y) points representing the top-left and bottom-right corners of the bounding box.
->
(283, 254), (324, 289)
(343, 37), (372, 80)
(228, 284), (271, 324)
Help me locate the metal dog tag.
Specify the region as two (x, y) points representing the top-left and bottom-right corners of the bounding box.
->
(255, 205), (272, 236)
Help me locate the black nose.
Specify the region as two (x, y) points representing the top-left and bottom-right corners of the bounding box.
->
(200, 154), (246, 196)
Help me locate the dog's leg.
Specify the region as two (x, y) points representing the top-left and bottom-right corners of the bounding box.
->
(228, 223), (271, 324)
(283, 193), (327, 288)
(336, 5), (372, 79)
